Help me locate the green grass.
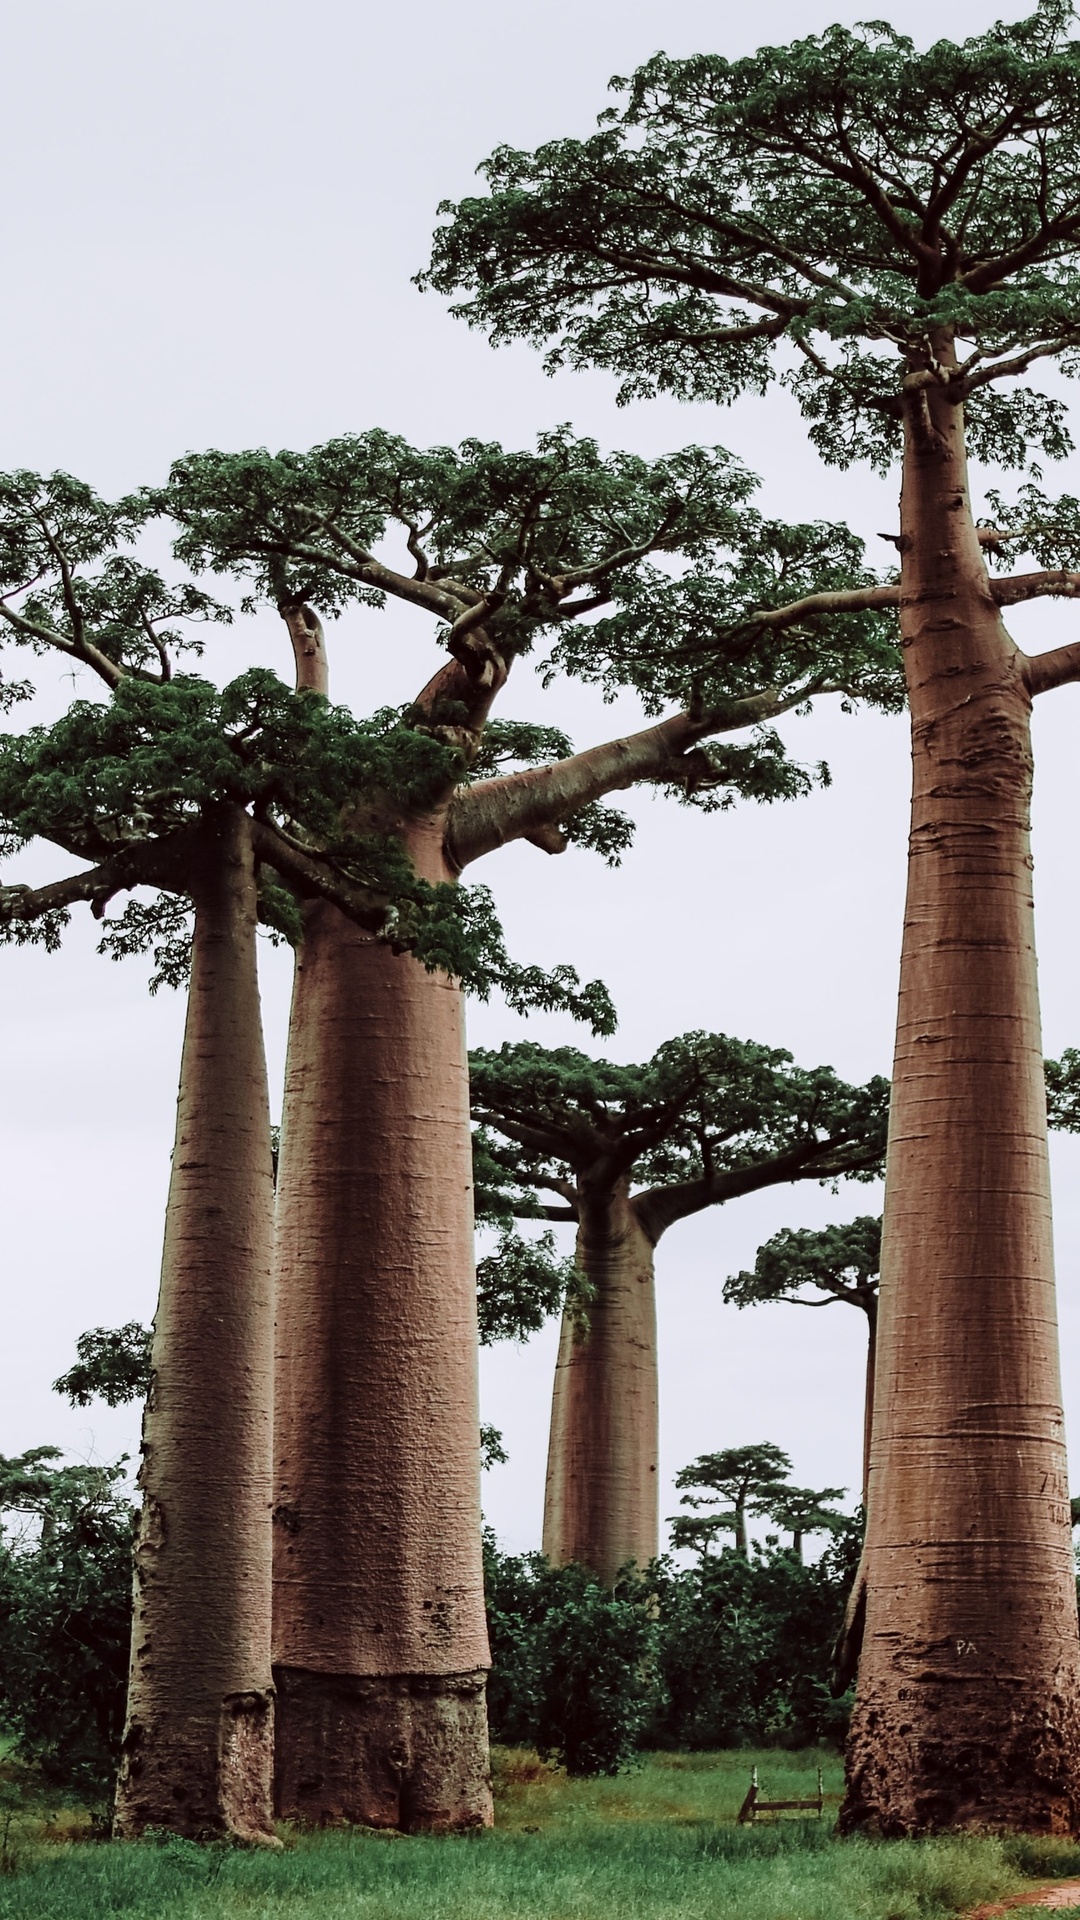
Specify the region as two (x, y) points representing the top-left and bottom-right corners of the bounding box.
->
(1, 1748), (1079, 1920)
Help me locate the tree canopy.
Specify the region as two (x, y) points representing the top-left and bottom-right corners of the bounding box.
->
(671, 1443), (795, 1558)
(425, 4), (1080, 475)
(157, 426), (905, 793)
(472, 1032), (888, 1244)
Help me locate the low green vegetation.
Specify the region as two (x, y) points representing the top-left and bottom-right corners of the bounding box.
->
(1, 1749), (1078, 1919)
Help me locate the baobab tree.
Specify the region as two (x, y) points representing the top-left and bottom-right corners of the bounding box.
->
(425, 2), (1080, 1831)
(0, 475), (549, 1838)
(670, 1444), (792, 1560)
(765, 1484), (848, 1565)
(471, 1032), (887, 1586)
(162, 425), (905, 1825)
(726, 1218), (882, 1508)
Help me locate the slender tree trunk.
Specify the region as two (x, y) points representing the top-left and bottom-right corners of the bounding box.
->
(792, 1530), (804, 1565)
(542, 1181), (659, 1587)
(115, 805), (277, 1843)
(271, 814), (492, 1832)
(734, 1502), (748, 1559)
(860, 1299), (876, 1511)
(841, 360), (1080, 1835)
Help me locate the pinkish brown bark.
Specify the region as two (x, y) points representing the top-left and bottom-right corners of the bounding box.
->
(114, 804), (277, 1843)
(841, 347), (1080, 1835)
(543, 1181), (659, 1586)
(272, 820), (491, 1831)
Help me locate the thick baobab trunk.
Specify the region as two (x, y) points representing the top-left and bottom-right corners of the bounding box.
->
(115, 805), (277, 1842)
(543, 1181), (659, 1586)
(842, 367), (1080, 1835)
(272, 816), (491, 1832)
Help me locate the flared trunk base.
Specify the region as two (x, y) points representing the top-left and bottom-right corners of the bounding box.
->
(273, 1667), (493, 1831)
(114, 1688), (277, 1843)
(841, 1677), (1080, 1836)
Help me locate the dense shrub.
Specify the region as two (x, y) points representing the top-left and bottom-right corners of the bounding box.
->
(0, 1452), (134, 1802)
(643, 1524), (860, 1750)
(484, 1532), (657, 1774)
(484, 1520), (860, 1770)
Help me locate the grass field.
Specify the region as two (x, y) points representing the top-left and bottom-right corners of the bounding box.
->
(2, 1747), (1080, 1920)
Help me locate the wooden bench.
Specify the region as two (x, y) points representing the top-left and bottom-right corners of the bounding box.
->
(737, 1766), (824, 1824)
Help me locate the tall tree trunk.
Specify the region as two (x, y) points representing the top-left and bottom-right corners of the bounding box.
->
(542, 1181), (659, 1587)
(841, 360), (1080, 1835)
(114, 805), (277, 1843)
(860, 1299), (876, 1512)
(271, 815), (492, 1832)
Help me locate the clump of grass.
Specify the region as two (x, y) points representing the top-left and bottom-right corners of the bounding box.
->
(0, 1750), (1064, 1920)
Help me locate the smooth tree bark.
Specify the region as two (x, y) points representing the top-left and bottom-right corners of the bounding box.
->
(845, 359), (1080, 1835)
(272, 815), (493, 1831)
(471, 1035), (886, 1586)
(543, 1178), (659, 1585)
(114, 804), (278, 1842)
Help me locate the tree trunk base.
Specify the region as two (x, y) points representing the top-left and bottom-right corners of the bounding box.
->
(114, 1688), (278, 1843)
(841, 1676), (1080, 1836)
(273, 1667), (493, 1831)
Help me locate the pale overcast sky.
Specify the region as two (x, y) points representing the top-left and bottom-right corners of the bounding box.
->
(1, 0), (1078, 1555)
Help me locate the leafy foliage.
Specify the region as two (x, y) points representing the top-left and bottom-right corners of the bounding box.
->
(671, 1445), (795, 1559)
(53, 1324), (152, 1409)
(725, 1217), (882, 1322)
(0, 672), (459, 864)
(0, 468), (229, 679)
(1046, 1047), (1080, 1128)
(425, 4), (1080, 469)
(0, 1450), (133, 1800)
(159, 428), (902, 748)
(476, 1228), (580, 1345)
(471, 1033), (888, 1242)
(483, 1533), (658, 1774)
(0, 673), (616, 1028)
(484, 1519), (862, 1763)
(644, 1523), (863, 1749)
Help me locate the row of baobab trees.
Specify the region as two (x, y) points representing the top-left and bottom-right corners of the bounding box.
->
(6, 0), (1080, 1843)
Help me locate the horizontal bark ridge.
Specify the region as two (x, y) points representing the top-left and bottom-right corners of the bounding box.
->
(842, 373), (1080, 1836)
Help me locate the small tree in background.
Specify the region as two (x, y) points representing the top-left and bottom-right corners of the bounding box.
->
(725, 1219), (882, 1506)
(765, 1485), (849, 1565)
(670, 1443), (792, 1560)
(472, 1034), (886, 1586)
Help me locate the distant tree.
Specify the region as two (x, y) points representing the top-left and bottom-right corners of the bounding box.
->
(725, 1219), (881, 1505)
(764, 1485), (848, 1565)
(472, 1034), (886, 1585)
(671, 1443), (792, 1560)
